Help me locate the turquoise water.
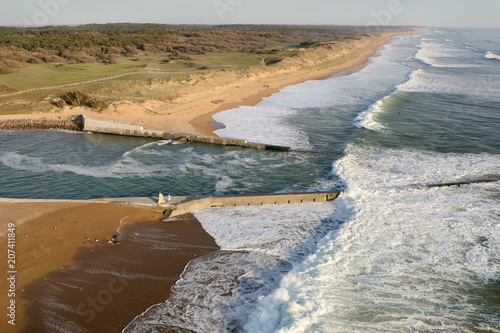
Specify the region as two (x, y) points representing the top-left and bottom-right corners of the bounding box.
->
(1, 28), (499, 332)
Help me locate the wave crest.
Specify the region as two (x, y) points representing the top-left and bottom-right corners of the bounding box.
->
(485, 51), (500, 60)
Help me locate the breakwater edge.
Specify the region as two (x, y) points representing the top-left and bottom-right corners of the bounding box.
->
(0, 114), (83, 131)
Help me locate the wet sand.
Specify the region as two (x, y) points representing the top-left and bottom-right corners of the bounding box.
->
(0, 203), (218, 332)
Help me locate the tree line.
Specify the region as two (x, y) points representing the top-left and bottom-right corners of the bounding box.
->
(0, 24), (409, 68)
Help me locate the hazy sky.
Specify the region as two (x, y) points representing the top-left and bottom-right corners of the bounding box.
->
(1, 0), (499, 28)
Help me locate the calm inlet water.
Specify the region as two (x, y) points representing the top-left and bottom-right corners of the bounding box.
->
(1, 28), (499, 332)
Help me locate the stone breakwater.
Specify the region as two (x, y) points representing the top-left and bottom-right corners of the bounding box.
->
(0, 115), (83, 131)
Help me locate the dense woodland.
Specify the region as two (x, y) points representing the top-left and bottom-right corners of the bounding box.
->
(0, 24), (410, 72)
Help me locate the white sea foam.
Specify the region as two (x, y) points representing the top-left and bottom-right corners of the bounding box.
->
(1, 145), (273, 187)
(398, 68), (500, 101)
(415, 40), (480, 68)
(121, 140), (162, 157)
(124, 33), (424, 332)
(247, 187), (500, 332)
(353, 90), (397, 131)
(245, 146), (500, 332)
(485, 51), (500, 60)
(415, 42), (438, 66)
(337, 144), (500, 189)
(173, 148), (314, 194)
(124, 203), (337, 332)
(215, 34), (419, 149)
(124, 251), (290, 333)
(0, 151), (165, 178)
(116, 216), (129, 234)
(214, 106), (312, 150)
(194, 203), (335, 258)
(465, 45), (479, 51)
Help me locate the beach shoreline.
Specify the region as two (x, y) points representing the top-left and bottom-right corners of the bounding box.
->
(0, 31), (416, 137)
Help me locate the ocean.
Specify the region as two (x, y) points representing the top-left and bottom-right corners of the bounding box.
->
(1, 28), (499, 332)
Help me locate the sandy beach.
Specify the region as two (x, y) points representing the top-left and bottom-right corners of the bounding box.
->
(0, 30), (413, 332)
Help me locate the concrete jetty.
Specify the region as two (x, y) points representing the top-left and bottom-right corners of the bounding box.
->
(82, 116), (291, 151)
(163, 191), (341, 218)
(0, 192), (340, 218)
(104, 191), (341, 218)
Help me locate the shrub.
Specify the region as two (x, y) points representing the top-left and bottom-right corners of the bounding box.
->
(264, 57), (283, 66)
(59, 91), (104, 109)
(61, 91), (90, 106)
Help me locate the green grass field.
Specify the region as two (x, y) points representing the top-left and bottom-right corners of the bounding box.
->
(0, 51), (270, 115)
(0, 52), (262, 92)
(0, 60), (144, 90)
